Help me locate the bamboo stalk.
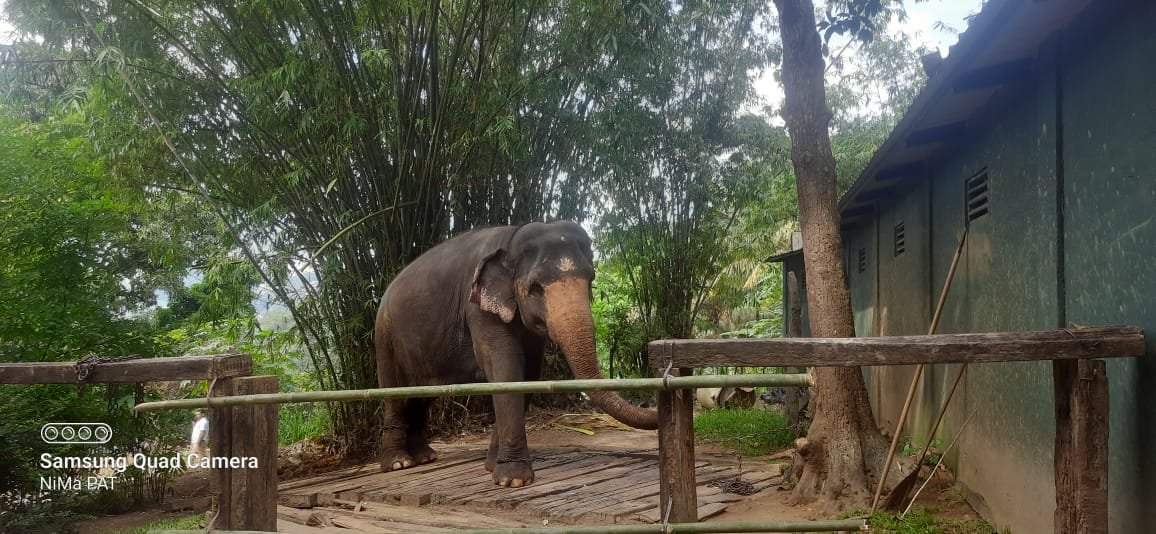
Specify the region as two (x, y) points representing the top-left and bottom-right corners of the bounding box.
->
(459, 519), (867, 533)
(134, 373), (813, 413)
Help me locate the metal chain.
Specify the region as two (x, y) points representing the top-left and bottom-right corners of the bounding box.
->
(74, 354), (142, 382)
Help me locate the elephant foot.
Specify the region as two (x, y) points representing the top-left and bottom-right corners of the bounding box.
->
(493, 459), (534, 488)
(380, 449), (416, 472)
(410, 444), (438, 465)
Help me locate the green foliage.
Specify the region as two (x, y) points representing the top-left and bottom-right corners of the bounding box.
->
(110, 514), (204, 534)
(279, 404), (331, 446)
(693, 408), (795, 456)
(590, 260), (649, 379)
(0, 116), (158, 360)
(850, 507), (998, 534)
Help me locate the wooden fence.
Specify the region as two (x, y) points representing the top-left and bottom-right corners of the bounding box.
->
(1, 324), (1145, 533)
(648, 325), (1145, 534)
(0, 354), (278, 531)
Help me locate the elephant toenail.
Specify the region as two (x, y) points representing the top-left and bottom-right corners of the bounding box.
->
(392, 462), (403, 470)
(511, 479), (524, 488)
(499, 478), (509, 487)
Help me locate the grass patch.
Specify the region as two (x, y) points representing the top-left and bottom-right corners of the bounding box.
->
(279, 404), (330, 445)
(693, 408), (794, 456)
(838, 507), (997, 534)
(110, 514), (203, 534)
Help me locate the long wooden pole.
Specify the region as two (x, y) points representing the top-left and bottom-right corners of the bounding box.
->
(458, 518), (867, 533)
(134, 373), (813, 413)
(870, 226), (969, 512)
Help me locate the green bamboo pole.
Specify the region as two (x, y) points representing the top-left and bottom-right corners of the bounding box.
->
(460, 519), (866, 533)
(134, 374), (812, 413)
(148, 519), (865, 534)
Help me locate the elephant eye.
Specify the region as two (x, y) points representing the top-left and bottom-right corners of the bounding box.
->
(529, 282), (545, 297)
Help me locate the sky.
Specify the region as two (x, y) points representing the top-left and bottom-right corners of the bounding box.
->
(752, 0), (985, 111)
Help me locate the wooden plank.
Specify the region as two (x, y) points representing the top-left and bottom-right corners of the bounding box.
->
(430, 453), (585, 505)
(1053, 359), (1109, 534)
(530, 461), (659, 515)
(648, 326), (1145, 368)
(505, 458), (652, 513)
(0, 353), (252, 384)
(329, 499), (527, 529)
(310, 452), (485, 498)
(637, 501), (729, 523)
(210, 375), (278, 532)
(657, 367), (697, 524)
(461, 455), (635, 507)
(280, 450), (479, 493)
(586, 466), (728, 522)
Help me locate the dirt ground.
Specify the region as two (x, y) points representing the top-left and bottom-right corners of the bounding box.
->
(66, 409), (985, 533)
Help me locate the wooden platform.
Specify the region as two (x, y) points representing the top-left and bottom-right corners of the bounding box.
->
(277, 446), (782, 531)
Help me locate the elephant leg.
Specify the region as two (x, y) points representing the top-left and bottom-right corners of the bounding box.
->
(471, 315), (534, 487)
(485, 431), (499, 473)
(380, 399), (415, 471)
(405, 397), (438, 465)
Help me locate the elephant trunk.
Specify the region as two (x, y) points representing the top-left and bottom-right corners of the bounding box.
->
(544, 278), (659, 430)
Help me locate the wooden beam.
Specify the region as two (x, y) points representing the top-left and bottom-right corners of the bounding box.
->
(647, 326), (1145, 369)
(1053, 359), (1108, 533)
(906, 121), (967, 146)
(657, 367), (697, 524)
(211, 375), (279, 532)
(0, 354), (252, 384)
(953, 57), (1034, 93)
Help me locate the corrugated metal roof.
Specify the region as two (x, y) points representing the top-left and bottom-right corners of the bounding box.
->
(837, 0), (1094, 223)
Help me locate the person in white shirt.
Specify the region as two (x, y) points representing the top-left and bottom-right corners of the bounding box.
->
(189, 410), (209, 461)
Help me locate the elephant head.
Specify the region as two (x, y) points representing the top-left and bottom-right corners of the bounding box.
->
(469, 221), (659, 430)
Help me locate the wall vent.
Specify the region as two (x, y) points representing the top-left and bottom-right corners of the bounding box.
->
(894, 222), (906, 257)
(857, 248), (867, 273)
(966, 169), (990, 223)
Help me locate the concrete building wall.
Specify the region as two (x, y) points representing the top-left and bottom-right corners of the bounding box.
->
(1059, 1), (1156, 529)
(859, 3), (1156, 532)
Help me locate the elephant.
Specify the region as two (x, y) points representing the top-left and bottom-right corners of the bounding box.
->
(374, 220), (658, 488)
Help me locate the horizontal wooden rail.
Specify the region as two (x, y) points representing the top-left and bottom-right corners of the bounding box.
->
(0, 354), (252, 384)
(648, 326), (1145, 368)
(133, 373), (813, 413)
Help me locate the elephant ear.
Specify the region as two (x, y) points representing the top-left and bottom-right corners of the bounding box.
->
(469, 249), (517, 323)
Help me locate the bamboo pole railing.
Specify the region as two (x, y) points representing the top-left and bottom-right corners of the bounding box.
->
(457, 518), (867, 533)
(151, 518), (867, 534)
(133, 373), (812, 413)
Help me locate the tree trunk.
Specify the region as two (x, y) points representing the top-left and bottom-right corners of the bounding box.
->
(772, 0), (892, 505)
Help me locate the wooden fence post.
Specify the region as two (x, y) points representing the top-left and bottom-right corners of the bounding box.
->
(210, 375), (279, 531)
(657, 367), (697, 524)
(1053, 359), (1108, 534)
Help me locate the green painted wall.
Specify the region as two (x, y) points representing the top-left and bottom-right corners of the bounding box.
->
(1061, 1), (1156, 530)
(924, 66), (1060, 531)
(846, 222), (878, 338)
(856, 3), (1156, 532)
(870, 181), (930, 435)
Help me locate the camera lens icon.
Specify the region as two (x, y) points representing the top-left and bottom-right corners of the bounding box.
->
(41, 423), (112, 444)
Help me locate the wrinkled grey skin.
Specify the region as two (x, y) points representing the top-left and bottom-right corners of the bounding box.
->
(375, 221), (657, 487)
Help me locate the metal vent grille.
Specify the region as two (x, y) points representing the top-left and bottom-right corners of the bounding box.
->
(857, 248), (866, 273)
(894, 222), (906, 257)
(966, 170), (990, 223)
